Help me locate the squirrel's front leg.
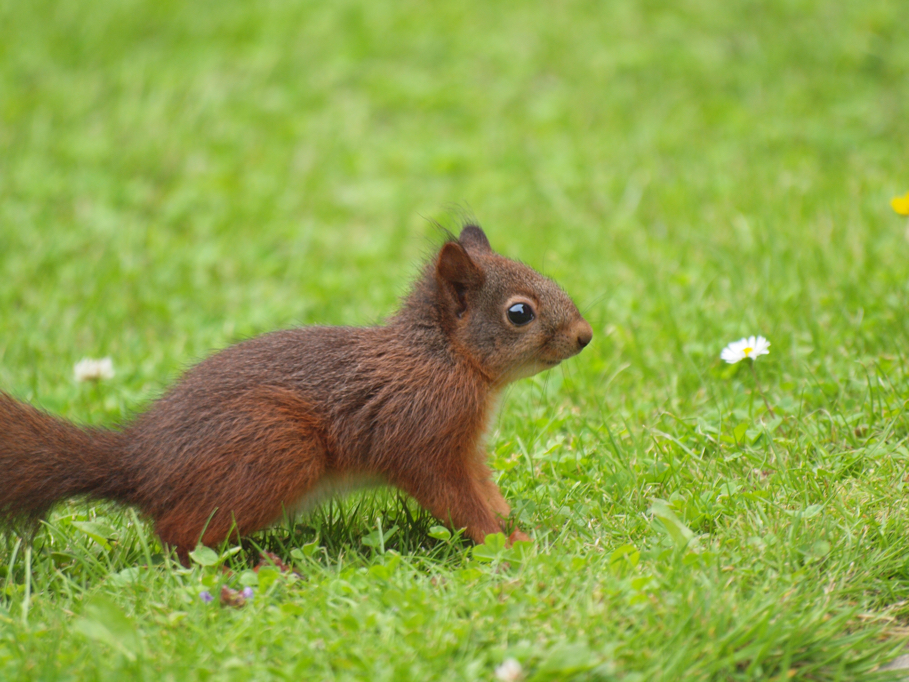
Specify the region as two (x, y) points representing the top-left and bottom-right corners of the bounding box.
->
(475, 474), (531, 544)
(394, 462), (527, 545)
(412, 478), (501, 544)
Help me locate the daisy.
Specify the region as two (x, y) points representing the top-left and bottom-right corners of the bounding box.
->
(720, 335), (775, 417)
(74, 357), (115, 382)
(720, 336), (770, 364)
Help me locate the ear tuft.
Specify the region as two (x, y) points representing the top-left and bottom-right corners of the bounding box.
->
(459, 225), (492, 253)
(436, 242), (484, 316)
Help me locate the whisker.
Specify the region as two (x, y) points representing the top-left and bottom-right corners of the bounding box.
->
(580, 291), (610, 316)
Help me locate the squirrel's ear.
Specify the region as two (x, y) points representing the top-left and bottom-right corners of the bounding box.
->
(436, 241), (485, 317)
(458, 225), (492, 253)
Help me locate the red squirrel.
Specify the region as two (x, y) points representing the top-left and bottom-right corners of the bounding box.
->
(0, 226), (592, 562)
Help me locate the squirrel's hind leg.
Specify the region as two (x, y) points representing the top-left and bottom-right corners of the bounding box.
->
(149, 387), (331, 559)
(153, 440), (328, 560)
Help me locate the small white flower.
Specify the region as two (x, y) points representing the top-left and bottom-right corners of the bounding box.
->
(720, 336), (770, 364)
(74, 357), (115, 382)
(495, 658), (523, 682)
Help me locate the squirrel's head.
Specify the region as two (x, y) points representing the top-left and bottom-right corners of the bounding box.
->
(429, 225), (592, 385)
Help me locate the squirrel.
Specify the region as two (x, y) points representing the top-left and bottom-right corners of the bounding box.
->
(0, 225), (592, 563)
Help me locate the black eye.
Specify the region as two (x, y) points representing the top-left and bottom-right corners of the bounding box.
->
(507, 302), (535, 326)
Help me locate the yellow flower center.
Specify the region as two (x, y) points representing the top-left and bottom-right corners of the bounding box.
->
(743, 347), (753, 356)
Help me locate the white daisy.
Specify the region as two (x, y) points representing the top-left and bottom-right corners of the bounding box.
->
(494, 658), (523, 682)
(720, 336), (770, 364)
(74, 357), (115, 382)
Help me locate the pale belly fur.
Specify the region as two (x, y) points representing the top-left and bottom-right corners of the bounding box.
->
(286, 472), (386, 517)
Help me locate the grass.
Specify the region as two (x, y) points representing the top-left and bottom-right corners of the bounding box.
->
(1, 0), (909, 679)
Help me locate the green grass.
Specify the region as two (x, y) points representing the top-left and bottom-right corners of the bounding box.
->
(2, 0), (909, 679)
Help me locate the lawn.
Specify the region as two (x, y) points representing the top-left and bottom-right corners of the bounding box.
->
(2, 0), (909, 679)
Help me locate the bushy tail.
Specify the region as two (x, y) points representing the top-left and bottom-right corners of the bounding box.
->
(0, 392), (129, 534)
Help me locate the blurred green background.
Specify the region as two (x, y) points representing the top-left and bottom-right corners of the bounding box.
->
(1, 0), (909, 679)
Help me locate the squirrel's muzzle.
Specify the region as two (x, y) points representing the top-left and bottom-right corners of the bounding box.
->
(573, 319), (593, 350)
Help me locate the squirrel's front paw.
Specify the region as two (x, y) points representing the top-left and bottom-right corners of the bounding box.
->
(507, 529), (531, 545)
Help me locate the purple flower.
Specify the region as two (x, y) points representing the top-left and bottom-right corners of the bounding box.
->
(242, 587), (254, 600)
(200, 590), (214, 603)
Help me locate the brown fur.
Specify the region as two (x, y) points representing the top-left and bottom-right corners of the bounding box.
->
(0, 226), (592, 562)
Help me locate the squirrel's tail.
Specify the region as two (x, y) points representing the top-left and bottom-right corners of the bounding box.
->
(0, 392), (131, 534)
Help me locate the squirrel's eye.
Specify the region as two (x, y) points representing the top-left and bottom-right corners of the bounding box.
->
(507, 302), (535, 326)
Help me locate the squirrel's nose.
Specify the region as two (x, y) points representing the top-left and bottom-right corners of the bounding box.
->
(574, 320), (593, 350)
